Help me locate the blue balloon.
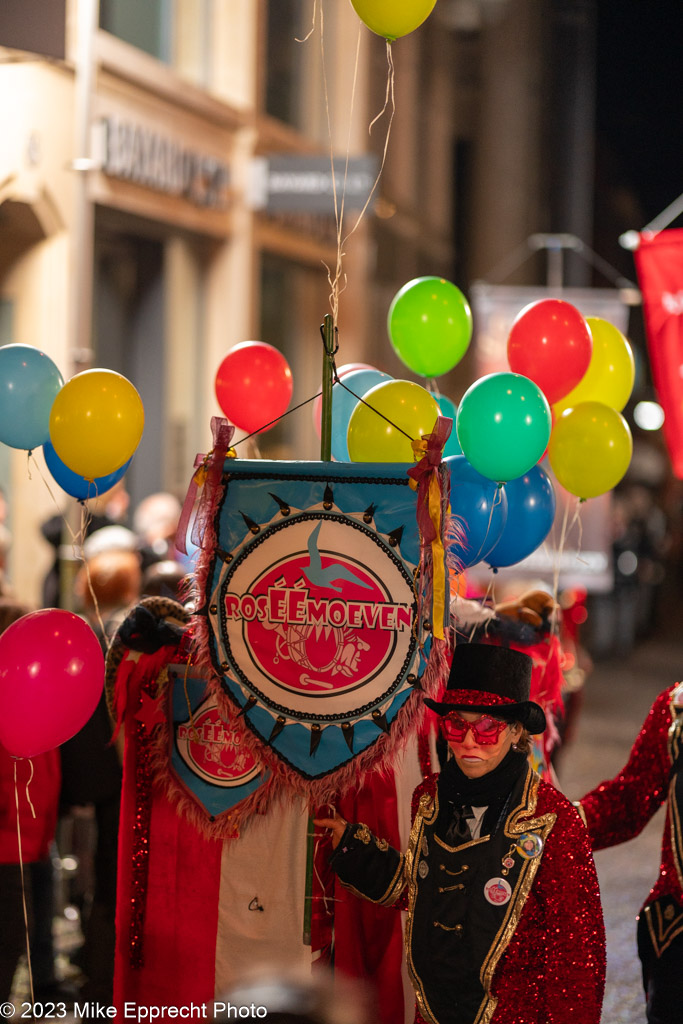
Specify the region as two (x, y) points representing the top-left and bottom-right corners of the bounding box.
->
(331, 368), (391, 461)
(445, 455), (508, 569)
(487, 465), (556, 569)
(43, 442), (131, 501)
(0, 344), (64, 450)
(435, 395), (462, 457)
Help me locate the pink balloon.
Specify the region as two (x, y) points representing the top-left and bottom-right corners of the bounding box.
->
(0, 610), (105, 758)
(312, 362), (377, 438)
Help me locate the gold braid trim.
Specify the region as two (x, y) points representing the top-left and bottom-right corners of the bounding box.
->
(667, 691), (683, 892)
(478, 770), (556, 1018)
(341, 851), (407, 907)
(643, 899), (683, 958)
(405, 791), (443, 1024)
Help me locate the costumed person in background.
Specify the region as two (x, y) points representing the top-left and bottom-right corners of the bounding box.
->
(316, 643), (605, 1024)
(59, 532), (141, 1001)
(577, 680), (683, 1024)
(133, 492), (183, 572)
(0, 598), (62, 1002)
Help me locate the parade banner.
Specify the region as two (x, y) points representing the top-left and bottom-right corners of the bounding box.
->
(168, 665), (268, 822)
(633, 229), (683, 478)
(192, 459), (444, 799)
(109, 599), (425, 1023)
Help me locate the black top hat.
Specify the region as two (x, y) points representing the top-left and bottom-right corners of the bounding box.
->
(423, 642), (546, 735)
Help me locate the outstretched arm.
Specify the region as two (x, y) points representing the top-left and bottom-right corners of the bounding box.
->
(578, 687), (673, 849)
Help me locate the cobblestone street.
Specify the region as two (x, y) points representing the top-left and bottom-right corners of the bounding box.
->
(557, 634), (681, 1024)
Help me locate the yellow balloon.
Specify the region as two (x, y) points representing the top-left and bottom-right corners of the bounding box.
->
(548, 401), (632, 499)
(347, 379), (439, 462)
(49, 369), (145, 479)
(554, 317), (635, 415)
(349, 0), (436, 40)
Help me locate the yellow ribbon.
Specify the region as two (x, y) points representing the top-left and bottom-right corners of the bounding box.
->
(429, 472), (446, 640)
(410, 436), (447, 640)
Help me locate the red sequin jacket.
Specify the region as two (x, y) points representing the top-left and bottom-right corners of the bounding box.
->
(332, 764), (605, 1024)
(579, 683), (683, 955)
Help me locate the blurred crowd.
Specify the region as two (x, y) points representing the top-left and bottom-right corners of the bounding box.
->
(0, 482), (190, 1005)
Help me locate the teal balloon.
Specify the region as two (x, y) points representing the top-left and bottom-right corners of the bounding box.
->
(456, 372), (551, 483)
(487, 465), (556, 568)
(0, 344), (63, 450)
(387, 276), (472, 377)
(445, 456), (507, 569)
(435, 395), (462, 457)
(331, 368), (391, 461)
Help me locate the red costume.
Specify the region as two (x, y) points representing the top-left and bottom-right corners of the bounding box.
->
(330, 762), (605, 1024)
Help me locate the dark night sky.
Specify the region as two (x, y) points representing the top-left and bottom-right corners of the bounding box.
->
(595, 2), (683, 226)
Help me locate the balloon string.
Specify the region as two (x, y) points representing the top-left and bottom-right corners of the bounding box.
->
(468, 574), (496, 643)
(13, 758), (35, 1005)
(469, 484), (505, 567)
(342, 38), (395, 249)
(551, 497), (572, 617)
(295, 0), (318, 43)
(79, 502), (110, 650)
(24, 757), (36, 819)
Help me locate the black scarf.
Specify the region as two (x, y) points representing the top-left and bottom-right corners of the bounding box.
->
(436, 748), (529, 843)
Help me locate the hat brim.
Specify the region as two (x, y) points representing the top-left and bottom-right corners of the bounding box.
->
(423, 696), (547, 735)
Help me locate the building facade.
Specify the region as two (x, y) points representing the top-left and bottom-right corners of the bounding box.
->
(0, 0), (582, 604)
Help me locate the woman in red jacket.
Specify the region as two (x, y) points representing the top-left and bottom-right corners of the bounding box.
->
(0, 598), (61, 1001)
(316, 643), (605, 1024)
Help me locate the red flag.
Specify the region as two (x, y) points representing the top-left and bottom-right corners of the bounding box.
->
(633, 228), (683, 478)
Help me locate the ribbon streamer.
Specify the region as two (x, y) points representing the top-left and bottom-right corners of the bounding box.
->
(407, 416), (452, 641)
(176, 416), (235, 555)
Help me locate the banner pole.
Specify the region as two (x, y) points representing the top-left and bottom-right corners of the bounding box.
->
(320, 313), (335, 462)
(303, 313), (335, 946)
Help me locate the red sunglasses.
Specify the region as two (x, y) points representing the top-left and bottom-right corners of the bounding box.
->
(442, 712), (510, 745)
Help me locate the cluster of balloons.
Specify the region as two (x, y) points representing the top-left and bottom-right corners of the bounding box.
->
(330, 288), (635, 575)
(0, 344), (144, 500)
(507, 300), (635, 500)
(215, 341), (293, 435)
(0, 609), (104, 758)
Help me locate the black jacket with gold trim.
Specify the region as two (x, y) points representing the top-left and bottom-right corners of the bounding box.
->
(330, 762), (605, 1024)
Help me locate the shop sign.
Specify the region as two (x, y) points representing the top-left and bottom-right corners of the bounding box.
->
(248, 154), (378, 213)
(98, 115), (230, 209)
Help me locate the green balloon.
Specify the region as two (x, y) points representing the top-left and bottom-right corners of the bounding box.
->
(388, 277), (473, 377)
(456, 372), (552, 483)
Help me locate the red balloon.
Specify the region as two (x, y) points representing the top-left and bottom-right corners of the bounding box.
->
(0, 610), (104, 758)
(312, 362), (377, 438)
(215, 341), (293, 434)
(507, 299), (592, 406)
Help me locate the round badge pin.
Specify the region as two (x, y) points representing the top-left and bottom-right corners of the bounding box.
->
(418, 860), (429, 879)
(484, 877), (511, 906)
(502, 856), (515, 870)
(516, 832), (543, 860)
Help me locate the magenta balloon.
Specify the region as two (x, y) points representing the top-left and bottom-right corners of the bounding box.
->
(0, 610), (104, 758)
